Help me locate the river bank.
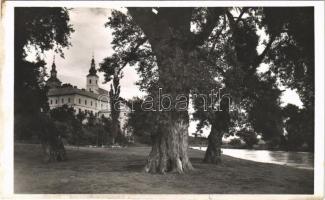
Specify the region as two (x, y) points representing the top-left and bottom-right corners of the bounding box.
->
(14, 143), (313, 194)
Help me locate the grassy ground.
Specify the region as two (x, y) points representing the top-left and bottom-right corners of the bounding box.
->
(14, 143), (313, 194)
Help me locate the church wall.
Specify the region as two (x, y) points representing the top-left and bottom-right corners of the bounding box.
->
(48, 94), (76, 109)
(73, 94), (109, 116)
(48, 94), (109, 118)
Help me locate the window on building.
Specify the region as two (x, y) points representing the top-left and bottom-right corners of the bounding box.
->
(85, 100), (87, 105)
(89, 79), (91, 84)
(61, 98), (64, 103)
(79, 98), (81, 104)
(91, 101), (92, 106)
(55, 99), (57, 104)
(68, 98), (70, 103)
(50, 100), (52, 105)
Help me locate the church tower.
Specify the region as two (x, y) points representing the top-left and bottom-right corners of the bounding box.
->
(86, 54), (99, 93)
(46, 56), (62, 88)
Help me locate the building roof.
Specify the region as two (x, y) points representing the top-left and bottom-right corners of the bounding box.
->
(47, 77), (61, 84)
(48, 87), (109, 102)
(98, 87), (108, 95)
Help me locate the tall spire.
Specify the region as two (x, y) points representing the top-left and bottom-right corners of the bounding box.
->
(51, 54), (57, 78)
(52, 55), (56, 68)
(88, 52), (97, 76)
(47, 53), (61, 88)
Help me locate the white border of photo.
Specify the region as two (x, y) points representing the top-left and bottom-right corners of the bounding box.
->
(1, 1), (324, 199)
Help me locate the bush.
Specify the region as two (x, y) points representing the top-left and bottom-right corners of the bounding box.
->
(228, 138), (242, 147)
(237, 129), (259, 149)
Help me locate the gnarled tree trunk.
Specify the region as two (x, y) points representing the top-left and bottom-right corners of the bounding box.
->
(203, 123), (224, 164)
(144, 113), (194, 174)
(142, 42), (196, 173)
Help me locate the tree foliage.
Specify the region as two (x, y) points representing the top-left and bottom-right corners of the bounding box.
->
(236, 128), (259, 149)
(103, 7), (314, 171)
(126, 97), (158, 144)
(14, 8), (74, 162)
(282, 104), (314, 151)
(14, 7), (74, 139)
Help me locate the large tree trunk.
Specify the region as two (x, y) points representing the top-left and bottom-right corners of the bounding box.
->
(128, 8), (209, 174)
(203, 123), (223, 164)
(144, 113), (194, 174)
(143, 43), (196, 173)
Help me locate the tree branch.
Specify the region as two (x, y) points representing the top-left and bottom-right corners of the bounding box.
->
(225, 10), (236, 30)
(118, 36), (148, 74)
(192, 8), (224, 46)
(235, 7), (248, 25)
(128, 8), (160, 40)
(253, 34), (276, 68)
(226, 7), (248, 31)
(209, 14), (227, 55)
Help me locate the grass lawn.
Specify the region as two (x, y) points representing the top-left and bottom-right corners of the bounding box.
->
(14, 143), (313, 194)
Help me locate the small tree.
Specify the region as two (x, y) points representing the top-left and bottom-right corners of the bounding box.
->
(100, 55), (125, 145)
(50, 105), (83, 147)
(38, 113), (67, 162)
(236, 129), (259, 149)
(228, 138), (242, 147)
(283, 104), (314, 152)
(126, 97), (158, 145)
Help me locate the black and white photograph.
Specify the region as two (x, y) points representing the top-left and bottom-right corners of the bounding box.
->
(0, 0), (324, 199)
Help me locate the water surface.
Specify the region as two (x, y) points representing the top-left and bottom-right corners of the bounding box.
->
(191, 147), (314, 170)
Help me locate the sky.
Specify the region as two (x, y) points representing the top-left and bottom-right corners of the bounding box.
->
(28, 8), (303, 137)
(40, 8), (145, 100)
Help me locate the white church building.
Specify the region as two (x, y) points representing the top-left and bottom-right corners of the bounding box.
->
(46, 56), (130, 133)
